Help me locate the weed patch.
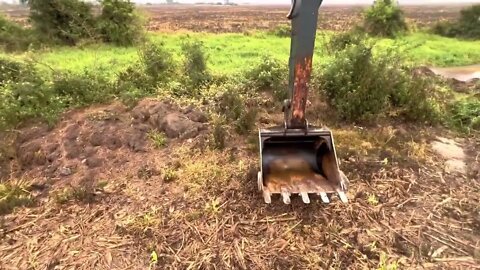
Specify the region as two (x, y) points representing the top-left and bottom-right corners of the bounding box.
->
(53, 186), (95, 204)
(0, 181), (33, 215)
(147, 130), (167, 148)
(448, 97), (480, 133)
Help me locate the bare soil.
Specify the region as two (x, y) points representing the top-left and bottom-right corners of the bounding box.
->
(0, 96), (479, 269)
(1, 4), (468, 32)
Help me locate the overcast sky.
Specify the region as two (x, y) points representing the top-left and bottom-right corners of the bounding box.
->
(3, 0), (479, 4)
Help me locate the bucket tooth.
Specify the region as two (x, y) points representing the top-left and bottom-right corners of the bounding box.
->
(338, 191), (348, 203)
(318, 192), (330, 203)
(281, 191), (291, 204)
(263, 191), (272, 204)
(300, 192), (310, 204)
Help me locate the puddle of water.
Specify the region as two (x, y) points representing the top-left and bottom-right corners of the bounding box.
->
(429, 64), (480, 82)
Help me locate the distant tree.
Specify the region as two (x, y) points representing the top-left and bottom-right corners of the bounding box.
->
(432, 4), (480, 40)
(364, 0), (407, 38)
(97, 0), (144, 46)
(22, 0), (96, 45)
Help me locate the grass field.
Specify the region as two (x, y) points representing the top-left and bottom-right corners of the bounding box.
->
(3, 31), (480, 78)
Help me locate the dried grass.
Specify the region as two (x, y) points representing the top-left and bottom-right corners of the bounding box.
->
(0, 107), (479, 270)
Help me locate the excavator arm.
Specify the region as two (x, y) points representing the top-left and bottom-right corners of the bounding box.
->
(285, 0), (322, 129)
(257, 0), (349, 204)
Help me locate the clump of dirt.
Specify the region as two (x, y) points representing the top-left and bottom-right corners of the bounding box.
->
(11, 99), (209, 189)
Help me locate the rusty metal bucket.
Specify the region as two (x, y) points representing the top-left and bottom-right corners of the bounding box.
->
(258, 126), (348, 204)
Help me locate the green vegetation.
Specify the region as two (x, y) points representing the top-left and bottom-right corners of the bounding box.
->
(320, 38), (443, 123)
(449, 97), (480, 133)
(432, 4), (480, 40)
(363, 0), (408, 38)
(0, 14), (36, 52)
(98, 0), (145, 46)
(181, 39), (211, 88)
(53, 186), (96, 204)
(0, 181), (34, 214)
(147, 130), (168, 148)
(12, 0), (144, 47)
(1, 2), (480, 134)
(28, 0), (97, 45)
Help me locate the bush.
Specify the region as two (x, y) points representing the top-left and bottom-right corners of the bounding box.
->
(328, 29), (367, 52)
(457, 5), (480, 39)
(0, 14), (36, 52)
(181, 40), (211, 87)
(0, 59), (60, 129)
(53, 70), (114, 107)
(115, 43), (176, 104)
(98, 0), (145, 46)
(0, 57), (32, 85)
(211, 118), (227, 150)
(433, 5), (480, 39)
(215, 86), (257, 135)
(320, 41), (442, 123)
(235, 108), (258, 135)
(26, 0), (96, 45)
(245, 55), (287, 100)
(364, 0), (408, 38)
(270, 24), (290, 37)
(431, 21), (460, 38)
(449, 98), (480, 132)
(140, 42), (176, 83)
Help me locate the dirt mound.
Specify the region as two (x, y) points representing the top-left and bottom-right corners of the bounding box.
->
(12, 99), (209, 188)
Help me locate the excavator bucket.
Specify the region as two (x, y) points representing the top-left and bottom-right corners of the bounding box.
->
(256, 0), (349, 204)
(258, 126), (348, 204)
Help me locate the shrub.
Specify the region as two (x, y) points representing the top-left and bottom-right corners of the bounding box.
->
(320, 40), (443, 123)
(0, 58), (61, 129)
(116, 43), (176, 104)
(431, 21), (460, 38)
(328, 29), (367, 52)
(245, 55), (287, 100)
(26, 0), (97, 45)
(270, 24), (290, 37)
(140, 42), (176, 83)
(449, 98), (480, 132)
(53, 70), (114, 107)
(0, 57), (32, 85)
(394, 74), (445, 123)
(321, 43), (401, 121)
(432, 5), (480, 39)
(457, 5), (480, 39)
(216, 89), (244, 121)
(98, 0), (145, 46)
(181, 40), (210, 87)
(364, 0), (408, 38)
(0, 14), (35, 52)
(211, 118), (227, 150)
(235, 108), (258, 135)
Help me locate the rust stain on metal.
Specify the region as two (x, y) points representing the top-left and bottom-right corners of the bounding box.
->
(290, 56), (312, 128)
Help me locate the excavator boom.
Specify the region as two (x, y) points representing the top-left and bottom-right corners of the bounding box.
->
(257, 0), (349, 204)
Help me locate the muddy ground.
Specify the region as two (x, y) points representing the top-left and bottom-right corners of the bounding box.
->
(1, 4), (467, 32)
(0, 94), (478, 269)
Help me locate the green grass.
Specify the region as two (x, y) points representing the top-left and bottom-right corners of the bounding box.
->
(378, 32), (480, 67)
(2, 31), (480, 78)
